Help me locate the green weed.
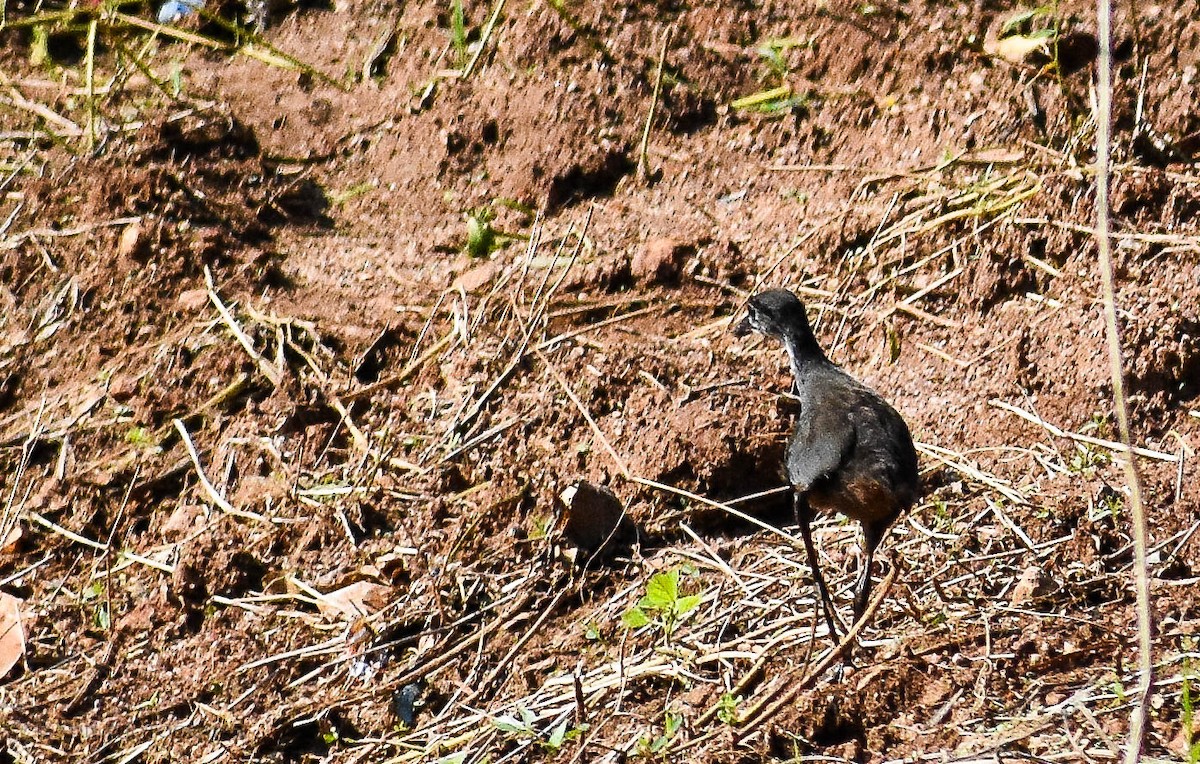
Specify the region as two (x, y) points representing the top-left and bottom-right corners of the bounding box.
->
(81, 581), (110, 630)
(635, 709), (682, 758)
(732, 37), (813, 114)
(716, 693), (742, 725)
(621, 567), (703, 642)
(463, 204), (530, 258)
(448, 0), (468, 68)
(465, 208), (498, 258)
(493, 707), (585, 753)
(1183, 659), (1200, 763)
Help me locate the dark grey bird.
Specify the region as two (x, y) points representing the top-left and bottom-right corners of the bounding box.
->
(735, 288), (919, 639)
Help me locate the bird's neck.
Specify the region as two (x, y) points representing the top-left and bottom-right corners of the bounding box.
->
(782, 332), (829, 381)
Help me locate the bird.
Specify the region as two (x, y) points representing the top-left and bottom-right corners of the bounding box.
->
(735, 288), (919, 640)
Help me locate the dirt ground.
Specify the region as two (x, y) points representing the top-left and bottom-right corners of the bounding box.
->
(1, 0), (1199, 761)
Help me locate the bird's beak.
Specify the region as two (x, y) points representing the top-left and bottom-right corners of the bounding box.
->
(733, 315), (753, 337)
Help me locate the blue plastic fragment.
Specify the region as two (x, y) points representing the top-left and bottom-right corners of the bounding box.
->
(157, 0), (205, 24)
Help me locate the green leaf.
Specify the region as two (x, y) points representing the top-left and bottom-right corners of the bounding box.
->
(999, 6), (1054, 36)
(664, 711), (683, 736)
(644, 570), (678, 608)
(674, 593), (701, 617)
(546, 718), (569, 750)
(621, 606), (650, 629)
(492, 715), (526, 734)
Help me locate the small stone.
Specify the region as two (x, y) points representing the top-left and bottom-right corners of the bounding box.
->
(176, 288), (209, 311)
(117, 222), (147, 261)
(560, 481), (634, 552)
(108, 373), (140, 402)
(1010, 565), (1042, 606)
(631, 237), (693, 285)
(452, 259), (500, 293)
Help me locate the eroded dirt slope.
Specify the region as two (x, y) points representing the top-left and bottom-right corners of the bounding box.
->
(1, 1), (1199, 761)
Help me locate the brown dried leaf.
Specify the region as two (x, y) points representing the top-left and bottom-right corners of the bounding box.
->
(317, 581), (389, 621)
(0, 592), (26, 681)
(0, 525), (21, 556)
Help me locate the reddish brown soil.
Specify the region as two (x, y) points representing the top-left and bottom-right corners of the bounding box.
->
(2, 1), (1199, 762)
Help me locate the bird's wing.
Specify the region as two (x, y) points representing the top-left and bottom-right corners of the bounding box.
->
(786, 405), (856, 492)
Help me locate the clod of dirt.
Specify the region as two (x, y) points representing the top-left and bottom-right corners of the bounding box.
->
(161, 505), (203, 541)
(452, 258), (501, 293)
(1125, 315), (1200, 403)
(1009, 565), (1043, 606)
(560, 480), (634, 552)
(153, 112), (260, 161)
(176, 289), (210, 311)
(1112, 169), (1170, 217)
(631, 237), (695, 285)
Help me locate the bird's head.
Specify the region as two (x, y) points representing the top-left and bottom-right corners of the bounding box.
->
(734, 289), (814, 340)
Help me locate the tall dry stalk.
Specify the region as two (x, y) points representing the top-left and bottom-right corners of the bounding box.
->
(1093, 2), (1154, 761)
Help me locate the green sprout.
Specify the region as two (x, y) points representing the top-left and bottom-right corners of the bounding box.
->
(621, 568), (703, 641)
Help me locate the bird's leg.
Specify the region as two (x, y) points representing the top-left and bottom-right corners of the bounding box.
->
(852, 520), (887, 623)
(794, 492), (841, 640)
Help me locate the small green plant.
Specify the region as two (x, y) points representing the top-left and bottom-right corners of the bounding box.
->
(1183, 658), (1200, 764)
(465, 207), (498, 258)
(999, 5), (1058, 39)
(462, 204), (529, 258)
(1111, 674), (1127, 706)
(924, 610), (948, 627)
(731, 86), (809, 115)
(930, 497), (952, 531)
(756, 37), (810, 80)
(716, 693), (742, 725)
(621, 568), (702, 641)
(541, 718), (584, 753)
(528, 515), (551, 541)
(448, 0), (468, 68)
(493, 706), (539, 739)
(989, 3), (1069, 70)
(636, 710), (683, 758)
(731, 37), (812, 114)
(82, 581), (110, 630)
(493, 707), (584, 753)
(1069, 442), (1109, 473)
(124, 426), (153, 446)
(1098, 489), (1123, 521)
